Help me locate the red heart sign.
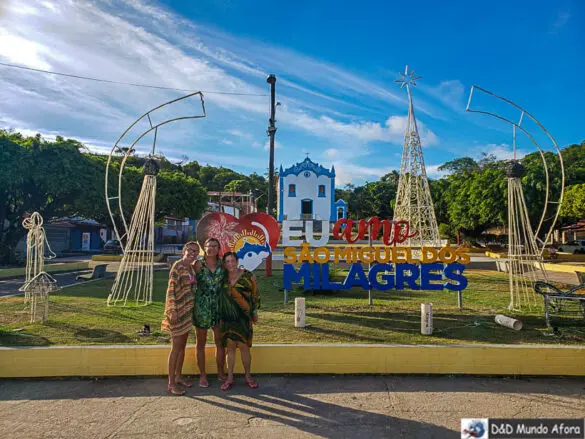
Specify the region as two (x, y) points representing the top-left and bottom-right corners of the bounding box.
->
(196, 212), (280, 271)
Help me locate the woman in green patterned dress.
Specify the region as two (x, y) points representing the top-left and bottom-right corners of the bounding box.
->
(162, 241), (199, 396)
(193, 237), (227, 387)
(218, 252), (260, 391)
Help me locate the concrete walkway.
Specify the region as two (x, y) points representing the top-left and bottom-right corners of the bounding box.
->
(0, 271), (100, 297)
(1, 375), (584, 438)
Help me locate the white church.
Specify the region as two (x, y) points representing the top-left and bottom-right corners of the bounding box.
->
(277, 157), (347, 222)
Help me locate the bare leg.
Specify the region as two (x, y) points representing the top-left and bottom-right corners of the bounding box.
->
(195, 327), (208, 386)
(167, 335), (186, 395)
(239, 343), (258, 388)
(221, 339), (236, 391)
(226, 339), (237, 382)
(212, 325), (226, 380)
(174, 333), (191, 387)
(239, 343), (252, 378)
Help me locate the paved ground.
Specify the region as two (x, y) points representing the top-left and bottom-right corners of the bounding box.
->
(0, 375), (584, 438)
(0, 271), (99, 297)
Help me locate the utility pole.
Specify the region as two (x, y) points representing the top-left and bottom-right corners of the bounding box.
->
(266, 74), (277, 217)
(265, 74), (277, 278)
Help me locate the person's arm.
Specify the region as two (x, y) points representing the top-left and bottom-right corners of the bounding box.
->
(165, 265), (181, 322)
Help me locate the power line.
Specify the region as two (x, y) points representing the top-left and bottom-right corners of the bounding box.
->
(0, 61), (268, 97)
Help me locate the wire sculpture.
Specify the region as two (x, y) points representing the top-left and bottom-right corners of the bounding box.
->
(19, 272), (59, 323)
(467, 86), (565, 310)
(393, 66), (441, 247)
(105, 92), (206, 306)
(22, 212), (56, 301)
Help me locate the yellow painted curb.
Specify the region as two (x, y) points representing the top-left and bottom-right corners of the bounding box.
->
(1, 344), (584, 378)
(541, 262), (585, 274)
(92, 255), (123, 261)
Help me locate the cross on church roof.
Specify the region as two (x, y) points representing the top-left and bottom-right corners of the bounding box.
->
(305, 152), (310, 158)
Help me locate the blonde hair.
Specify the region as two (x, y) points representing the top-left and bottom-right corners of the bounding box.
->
(182, 241), (200, 256)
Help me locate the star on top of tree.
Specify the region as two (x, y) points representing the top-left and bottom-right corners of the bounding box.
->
(394, 65), (422, 89)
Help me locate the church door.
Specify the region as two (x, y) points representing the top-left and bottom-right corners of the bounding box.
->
(301, 199), (313, 219)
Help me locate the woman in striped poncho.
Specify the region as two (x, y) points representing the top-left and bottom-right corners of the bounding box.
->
(162, 241), (199, 395)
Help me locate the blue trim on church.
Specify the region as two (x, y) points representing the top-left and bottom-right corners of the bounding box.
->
(278, 165), (284, 221)
(329, 165), (336, 221)
(280, 157), (335, 178)
(335, 199), (347, 220)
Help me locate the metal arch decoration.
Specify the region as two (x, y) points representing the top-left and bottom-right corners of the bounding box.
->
(105, 92), (206, 247)
(105, 92), (206, 307)
(466, 85), (565, 310)
(466, 85), (565, 249)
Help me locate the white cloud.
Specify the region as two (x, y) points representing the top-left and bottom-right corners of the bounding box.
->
(284, 111), (438, 145)
(425, 80), (466, 111)
(477, 143), (528, 161)
(425, 164), (448, 179)
(0, 33), (51, 69)
(226, 129), (252, 138)
(333, 161), (396, 186)
(0, 0), (451, 178)
(551, 10), (571, 33)
(221, 139), (234, 145)
(324, 148), (339, 159)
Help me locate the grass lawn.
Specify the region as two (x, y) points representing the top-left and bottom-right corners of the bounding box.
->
(0, 269), (584, 346)
(0, 261), (90, 279)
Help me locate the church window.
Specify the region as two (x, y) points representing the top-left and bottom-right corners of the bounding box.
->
(318, 185), (326, 197)
(288, 184), (296, 196)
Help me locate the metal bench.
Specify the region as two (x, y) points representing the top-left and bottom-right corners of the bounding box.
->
(534, 281), (585, 327)
(76, 264), (108, 281)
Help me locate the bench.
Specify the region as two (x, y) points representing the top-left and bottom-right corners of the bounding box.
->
(534, 281), (585, 327)
(76, 264), (108, 281)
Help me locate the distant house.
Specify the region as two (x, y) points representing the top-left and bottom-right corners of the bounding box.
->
(277, 157), (346, 222)
(206, 191), (256, 219)
(156, 216), (195, 244)
(15, 217), (113, 257)
(561, 219), (585, 242)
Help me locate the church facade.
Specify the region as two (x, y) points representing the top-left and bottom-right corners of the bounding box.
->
(277, 157), (346, 222)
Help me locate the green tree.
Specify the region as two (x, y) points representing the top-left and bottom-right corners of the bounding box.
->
(560, 183), (585, 220)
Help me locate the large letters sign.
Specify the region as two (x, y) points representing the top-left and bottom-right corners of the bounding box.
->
(282, 218), (469, 292)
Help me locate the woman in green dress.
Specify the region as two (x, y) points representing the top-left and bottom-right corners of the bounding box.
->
(218, 252), (260, 391)
(162, 241), (199, 395)
(193, 237), (227, 388)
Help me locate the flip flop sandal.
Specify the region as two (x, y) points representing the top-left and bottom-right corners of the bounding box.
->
(177, 380), (193, 388)
(168, 386), (185, 396)
(220, 381), (234, 391)
(245, 379), (259, 389)
(199, 378), (209, 388)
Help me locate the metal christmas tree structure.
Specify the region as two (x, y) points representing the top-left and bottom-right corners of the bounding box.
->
(105, 92), (206, 306)
(19, 272), (59, 323)
(467, 86), (565, 310)
(393, 66), (441, 247)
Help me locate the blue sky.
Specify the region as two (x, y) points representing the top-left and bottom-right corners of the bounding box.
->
(0, 0), (583, 185)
